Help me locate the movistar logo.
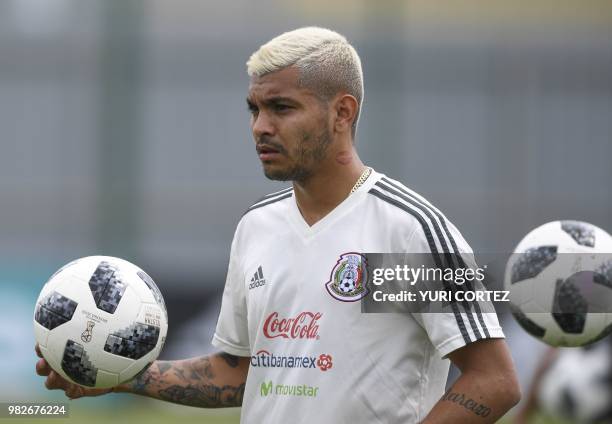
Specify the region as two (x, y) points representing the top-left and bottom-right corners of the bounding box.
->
(260, 380), (273, 396)
(259, 380), (319, 398)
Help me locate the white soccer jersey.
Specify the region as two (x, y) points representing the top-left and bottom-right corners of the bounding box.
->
(212, 170), (504, 423)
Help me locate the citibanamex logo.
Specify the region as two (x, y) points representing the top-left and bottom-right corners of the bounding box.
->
(263, 312), (322, 340)
(317, 354), (333, 371)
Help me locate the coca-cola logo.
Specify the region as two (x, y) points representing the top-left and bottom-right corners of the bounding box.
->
(263, 312), (322, 340)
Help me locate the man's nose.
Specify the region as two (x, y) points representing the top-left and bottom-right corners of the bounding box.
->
(252, 111), (275, 139)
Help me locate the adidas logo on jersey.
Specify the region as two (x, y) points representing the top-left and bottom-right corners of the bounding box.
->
(249, 266), (266, 290)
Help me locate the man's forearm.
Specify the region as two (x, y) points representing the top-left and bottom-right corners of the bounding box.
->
(421, 370), (520, 423)
(114, 352), (247, 408)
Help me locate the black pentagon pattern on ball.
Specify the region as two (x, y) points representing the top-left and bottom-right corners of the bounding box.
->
(594, 260), (612, 290)
(104, 323), (160, 360)
(34, 306), (66, 331)
(509, 303), (546, 338)
(552, 276), (588, 334)
(88, 261), (126, 314)
(137, 271), (167, 316)
(511, 246), (558, 284)
(61, 340), (97, 387)
(34, 291), (78, 330)
(561, 220), (595, 248)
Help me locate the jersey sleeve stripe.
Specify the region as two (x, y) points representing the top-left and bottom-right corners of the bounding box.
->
(260, 187), (293, 200)
(379, 178), (491, 339)
(244, 191), (293, 215)
(375, 181), (484, 340)
(251, 188), (293, 208)
(368, 187), (472, 345)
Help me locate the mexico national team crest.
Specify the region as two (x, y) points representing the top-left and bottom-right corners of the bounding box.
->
(326, 253), (369, 302)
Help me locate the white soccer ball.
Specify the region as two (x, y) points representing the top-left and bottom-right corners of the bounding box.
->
(504, 220), (612, 347)
(33, 256), (168, 388)
(538, 341), (612, 423)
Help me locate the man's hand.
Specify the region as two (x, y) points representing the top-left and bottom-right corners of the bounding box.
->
(35, 344), (112, 399)
(36, 343), (249, 408)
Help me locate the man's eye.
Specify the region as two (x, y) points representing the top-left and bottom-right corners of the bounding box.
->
(274, 104), (291, 112)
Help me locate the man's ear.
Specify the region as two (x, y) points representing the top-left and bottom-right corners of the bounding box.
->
(332, 94), (359, 135)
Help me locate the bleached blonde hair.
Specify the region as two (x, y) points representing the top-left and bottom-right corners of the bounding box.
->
(247, 27), (364, 137)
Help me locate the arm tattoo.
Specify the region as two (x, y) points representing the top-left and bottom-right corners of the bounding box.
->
(128, 354), (245, 408)
(219, 352), (240, 368)
(194, 356), (215, 379)
(159, 383), (245, 408)
(441, 391), (492, 418)
(131, 367), (154, 394)
(157, 361), (172, 375)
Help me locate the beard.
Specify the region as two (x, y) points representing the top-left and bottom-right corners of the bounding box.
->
(259, 121), (332, 183)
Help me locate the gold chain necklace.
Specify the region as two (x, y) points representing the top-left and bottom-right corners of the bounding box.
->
(350, 167), (372, 194)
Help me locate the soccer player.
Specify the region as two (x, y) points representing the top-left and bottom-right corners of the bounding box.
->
(36, 27), (520, 423)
